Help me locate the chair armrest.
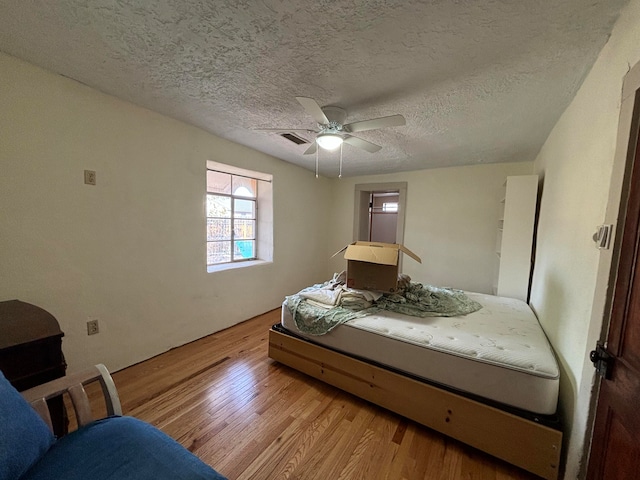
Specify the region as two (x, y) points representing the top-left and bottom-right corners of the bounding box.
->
(21, 364), (122, 433)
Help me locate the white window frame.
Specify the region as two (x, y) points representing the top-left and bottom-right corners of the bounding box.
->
(206, 161), (273, 273)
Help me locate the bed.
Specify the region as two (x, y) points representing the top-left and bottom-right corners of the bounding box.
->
(268, 283), (563, 479)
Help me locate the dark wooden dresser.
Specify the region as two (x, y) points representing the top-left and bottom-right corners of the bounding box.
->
(0, 299), (67, 436)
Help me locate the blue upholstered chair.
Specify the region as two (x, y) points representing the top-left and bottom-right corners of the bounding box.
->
(0, 365), (227, 480)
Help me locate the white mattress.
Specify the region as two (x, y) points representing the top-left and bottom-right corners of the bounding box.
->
(281, 292), (559, 415)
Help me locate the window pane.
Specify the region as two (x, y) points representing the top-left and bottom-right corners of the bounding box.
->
(234, 219), (255, 240)
(207, 171), (232, 194)
(234, 240), (255, 260)
(383, 202), (398, 212)
(232, 176), (257, 198)
(207, 241), (231, 264)
(207, 195), (231, 217)
(207, 218), (231, 241)
(234, 198), (255, 219)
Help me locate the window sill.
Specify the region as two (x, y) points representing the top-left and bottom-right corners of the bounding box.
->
(207, 259), (272, 273)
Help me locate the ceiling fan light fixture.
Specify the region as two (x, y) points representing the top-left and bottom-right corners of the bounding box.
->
(316, 133), (343, 151)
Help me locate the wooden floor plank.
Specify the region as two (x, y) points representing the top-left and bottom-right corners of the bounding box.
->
(77, 309), (539, 480)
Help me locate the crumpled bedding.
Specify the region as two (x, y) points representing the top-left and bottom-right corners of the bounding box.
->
(296, 271), (382, 310)
(374, 282), (482, 318)
(288, 272), (483, 336)
(286, 294), (376, 336)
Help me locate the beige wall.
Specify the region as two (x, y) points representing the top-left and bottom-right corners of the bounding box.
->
(326, 162), (533, 293)
(0, 52), (331, 374)
(530, 0), (640, 477)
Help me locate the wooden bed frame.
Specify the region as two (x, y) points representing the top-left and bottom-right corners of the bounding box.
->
(269, 327), (562, 480)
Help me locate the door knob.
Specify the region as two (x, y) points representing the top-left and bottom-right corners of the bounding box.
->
(590, 343), (613, 379)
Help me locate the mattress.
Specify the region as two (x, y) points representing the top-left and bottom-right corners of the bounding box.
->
(281, 291), (559, 415)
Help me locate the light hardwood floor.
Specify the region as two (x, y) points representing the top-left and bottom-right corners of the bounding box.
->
(80, 309), (538, 480)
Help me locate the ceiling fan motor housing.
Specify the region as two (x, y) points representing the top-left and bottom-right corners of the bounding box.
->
(321, 106), (347, 126)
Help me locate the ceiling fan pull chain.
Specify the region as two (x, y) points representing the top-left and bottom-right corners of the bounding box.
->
(315, 147), (319, 178)
(339, 143), (343, 179)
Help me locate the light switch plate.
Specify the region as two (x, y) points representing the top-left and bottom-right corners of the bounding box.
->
(593, 224), (613, 250)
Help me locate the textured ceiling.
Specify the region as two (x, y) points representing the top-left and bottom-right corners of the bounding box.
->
(0, 1), (628, 177)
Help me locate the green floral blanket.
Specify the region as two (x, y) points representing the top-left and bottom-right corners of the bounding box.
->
(288, 282), (482, 336)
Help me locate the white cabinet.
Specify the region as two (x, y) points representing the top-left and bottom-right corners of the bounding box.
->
(494, 175), (538, 302)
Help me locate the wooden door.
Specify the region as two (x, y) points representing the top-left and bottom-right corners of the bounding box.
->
(587, 101), (640, 479)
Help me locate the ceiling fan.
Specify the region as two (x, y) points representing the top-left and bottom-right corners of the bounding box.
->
(258, 97), (406, 155)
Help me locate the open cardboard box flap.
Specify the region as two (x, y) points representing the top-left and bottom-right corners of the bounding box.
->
(332, 241), (422, 266)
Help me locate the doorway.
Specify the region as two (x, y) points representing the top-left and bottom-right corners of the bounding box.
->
(368, 192), (399, 243)
(353, 182), (407, 244)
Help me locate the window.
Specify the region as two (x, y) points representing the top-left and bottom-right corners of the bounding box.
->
(206, 162), (273, 270)
(382, 202), (398, 212)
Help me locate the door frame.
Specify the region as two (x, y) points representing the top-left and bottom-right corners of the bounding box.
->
(582, 60), (640, 475)
(353, 182), (408, 245)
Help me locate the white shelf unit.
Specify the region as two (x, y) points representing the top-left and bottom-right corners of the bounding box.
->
(494, 175), (538, 302)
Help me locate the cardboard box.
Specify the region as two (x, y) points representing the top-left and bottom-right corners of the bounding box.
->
(332, 241), (422, 292)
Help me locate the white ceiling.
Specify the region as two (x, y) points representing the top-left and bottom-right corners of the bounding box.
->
(0, 1), (628, 177)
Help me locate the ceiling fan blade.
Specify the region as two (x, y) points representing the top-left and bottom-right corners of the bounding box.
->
(343, 135), (382, 153)
(344, 114), (406, 133)
(255, 128), (316, 133)
(303, 142), (318, 155)
(296, 97), (330, 125)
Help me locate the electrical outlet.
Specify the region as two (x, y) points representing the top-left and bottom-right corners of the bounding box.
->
(84, 170), (96, 185)
(87, 319), (99, 335)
